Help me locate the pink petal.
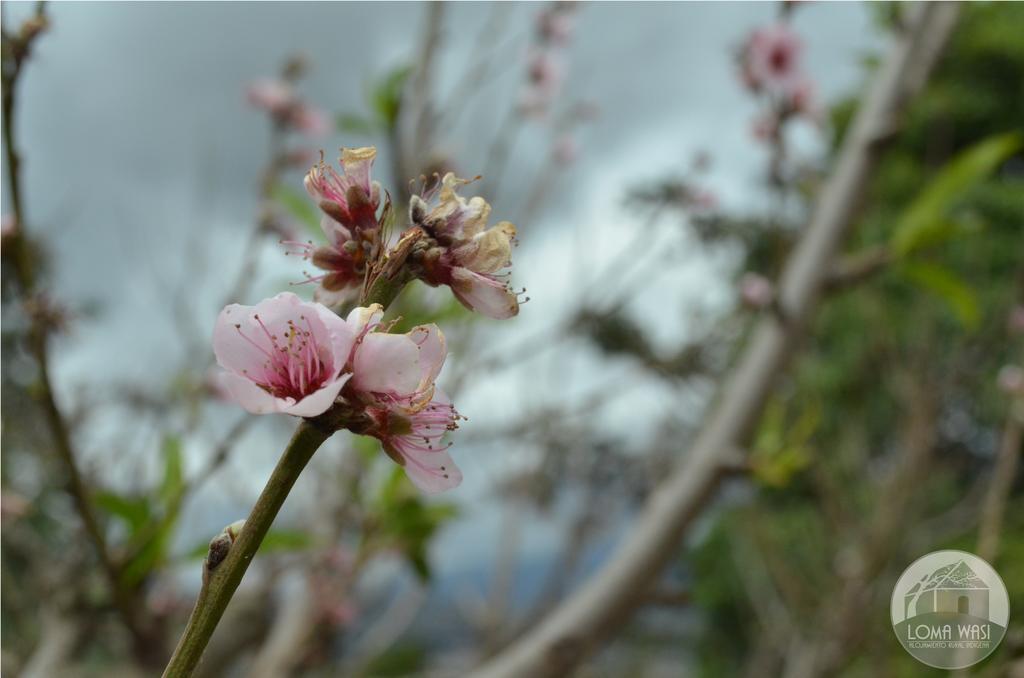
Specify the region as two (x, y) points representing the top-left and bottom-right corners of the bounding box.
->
(407, 324), (447, 387)
(394, 443), (463, 494)
(450, 268), (519, 319)
(340, 147), (376, 195)
(310, 302), (357, 375)
(283, 373), (351, 417)
(320, 215), (352, 250)
(352, 332), (421, 395)
(213, 303), (276, 375)
(218, 371), (285, 415)
(345, 304), (384, 335)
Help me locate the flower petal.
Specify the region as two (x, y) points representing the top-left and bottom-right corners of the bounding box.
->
(352, 332), (421, 395)
(450, 268), (519, 319)
(453, 221), (515, 273)
(283, 373), (351, 417)
(319, 215), (352, 250)
(407, 324), (447, 388)
(218, 371), (287, 415)
(391, 442), (463, 494)
(310, 303), (357, 376)
(345, 304), (384, 335)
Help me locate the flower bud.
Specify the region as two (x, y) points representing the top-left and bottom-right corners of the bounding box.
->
(739, 272), (775, 309)
(997, 365), (1024, 397)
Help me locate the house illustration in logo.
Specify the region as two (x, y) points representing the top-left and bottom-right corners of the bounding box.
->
(903, 559), (990, 621)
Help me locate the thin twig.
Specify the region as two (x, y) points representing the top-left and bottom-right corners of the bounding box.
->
(2, 5), (163, 662)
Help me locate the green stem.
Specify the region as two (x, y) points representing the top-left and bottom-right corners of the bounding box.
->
(162, 419), (333, 677)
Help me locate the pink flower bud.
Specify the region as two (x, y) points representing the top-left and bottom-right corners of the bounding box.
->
(739, 272), (775, 309)
(997, 365), (1024, 396)
(537, 7), (575, 46)
(246, 79), (296, 116)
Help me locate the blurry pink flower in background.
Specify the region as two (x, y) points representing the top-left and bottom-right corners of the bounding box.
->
(246, 78), (330, 137)
(739, 272), (775, 309)
(997, 365), (1024, 396)
(410, 174), (520, 319)
(553, 135), (578, 165)
(1, 492), (29, 523)
(693, 189), (718, 212)
(345, 305), (463, 493)
(247, 79), (296, 115)
(527, 49), (566, 98)
(213, 293), (355, 416)
(537, 4), (575, 46)
(291, 104), (331, 137)
(784, 74), (820, 121)
(742, 24), (802, 93)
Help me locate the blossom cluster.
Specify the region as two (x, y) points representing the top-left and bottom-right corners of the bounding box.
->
(214, 146), (523, 492)
(738, 22), (819, 141)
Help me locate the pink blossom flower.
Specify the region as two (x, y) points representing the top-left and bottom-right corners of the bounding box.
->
(246, 79), (296, 115)
(783, 74), (820, 123)
(213, 292), (355, 416)
(345, 305), (463, 493)
(742, 24), (802, 93)
(739, 272), (775, 309)
(291, 103), (331, 137)
(246, 79), (330, 137)
(528, 49), (565, 96)
(286, 147), (385, 306)
(410, 174), (520, 319)
(537, 6), (575, 46)
(997, 365), (1024, 396)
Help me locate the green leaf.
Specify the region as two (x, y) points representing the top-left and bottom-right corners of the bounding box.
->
(122, 523), (174, 587)
(159, 435), (184, 508)
(95, 491), (151, 534)
(890, 131), (1021, 256)
(900, 262), (980, 330)
(336, 112), (376, 135)
(369, 64), (413, 130)
(272, 183), (322, 239)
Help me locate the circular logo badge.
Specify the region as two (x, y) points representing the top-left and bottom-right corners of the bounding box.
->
(891, 550), (1009, 669)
